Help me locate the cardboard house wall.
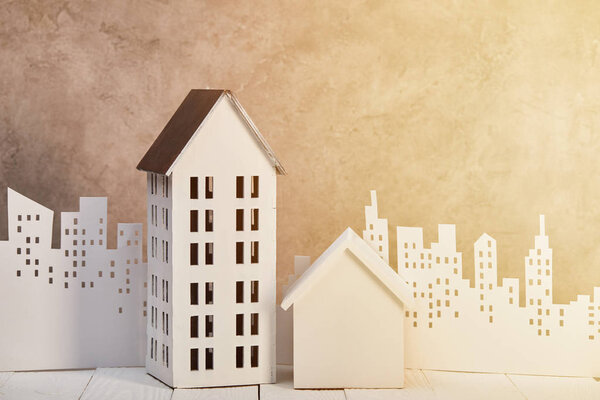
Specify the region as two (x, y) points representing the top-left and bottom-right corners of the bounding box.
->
(281, 228), (413, 389)
(138, 90), (284, 388)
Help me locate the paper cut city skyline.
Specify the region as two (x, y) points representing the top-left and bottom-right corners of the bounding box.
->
(363, 190), (600, 377)
(0, 188), (147, 371)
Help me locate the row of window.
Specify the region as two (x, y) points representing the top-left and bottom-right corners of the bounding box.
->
(150, 306), (169, 335)
(151, 275), (169, 302)
(150, 205), (169, 230)
(17, 214), (41, 221)
(189, 209), (259, 232)
(149, 338), (169, 367)
(189, 281), (259, 305)
(189, 313), (259, 338)
(189, 241), (259, 266)
(150, 174), (169, 198)
(151, 237), (169, 263)
(190, 346), (259, 370)
(190, 176), (259, 199)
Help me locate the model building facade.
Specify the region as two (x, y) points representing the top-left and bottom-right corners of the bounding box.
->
(281, 228), (413, 389)
(138, 89), (285, 388)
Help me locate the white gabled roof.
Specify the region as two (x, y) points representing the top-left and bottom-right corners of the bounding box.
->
(281, 227), (414, 310)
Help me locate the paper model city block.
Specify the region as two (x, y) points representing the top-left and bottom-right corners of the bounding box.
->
(137, 89), (285, 388)
(0, 188), (147, 371)
(361, 190), (600, 377)
(281, 228), (413, 389)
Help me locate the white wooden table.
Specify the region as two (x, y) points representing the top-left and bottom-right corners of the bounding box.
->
(0, 365), (598, 400)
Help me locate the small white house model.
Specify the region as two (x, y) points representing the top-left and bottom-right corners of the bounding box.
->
(281, 228), (413, 389)
(137, 89), (285, 388)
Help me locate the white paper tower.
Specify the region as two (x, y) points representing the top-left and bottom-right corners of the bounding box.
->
(0, 188), (146, 371)
(363, 190), (389, 263)
(364, 191), (600, 377)
(138, 90), (284, 388)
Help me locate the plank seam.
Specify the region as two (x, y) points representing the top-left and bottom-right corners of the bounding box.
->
(505, 374), (528, 400)
(78, 369), (97, 400)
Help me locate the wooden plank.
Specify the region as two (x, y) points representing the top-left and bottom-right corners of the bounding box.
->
(80, 367), (172, 400)
(172, 385), (257, 400)
(508, 374), (600, 400)
(260, 365), (346, 400)
(0, 369), (93, 400)
(423, 370), (524, 400)
(0, 371), (14, 387)
(345, 369), (435, 399)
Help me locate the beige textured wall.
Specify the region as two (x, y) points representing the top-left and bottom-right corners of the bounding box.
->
(2, 1), (600, 304)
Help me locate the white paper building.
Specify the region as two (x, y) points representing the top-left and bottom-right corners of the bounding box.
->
(281, 228), (413, 389)
(0, 188), (146, 371)
(363, 191), (600, 377)
(137, 89), (285, 388)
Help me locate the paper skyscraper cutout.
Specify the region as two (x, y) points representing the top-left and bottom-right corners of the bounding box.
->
(0, 188), (147, 371)
(363, 190), (600, 377)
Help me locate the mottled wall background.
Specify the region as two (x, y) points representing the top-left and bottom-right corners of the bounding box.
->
(2, 1), (600, 304)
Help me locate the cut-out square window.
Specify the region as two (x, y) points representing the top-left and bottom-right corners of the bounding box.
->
(205, 242), (213, 265)
(236, 209), (244, 231)
(190, 177), (198, 199)
(205, 315), (214, 337)
(236, 346), (243, 368)
(251, 313), (259, 335)
(190, 243), (198, 265)
(190, 316), (198, 338)
(251, 209), (259, 231)
(16, 270), (21, 277)
(236, 314), (244, 336)
(49, 277), (53, 284)
(190, 283), (198, 305)
(236, 281), (244, 303)
(236, 242), (244, 264)
(251, 242), (259, 264)
(251, 281), (259, 303)
(190, 348), (199, 371)
(205, 210), (213, 232)
(205, 348), (214, 370)
(236, 176), (244, 198)
(205, 282), (214, 304)
(251, 346), (258, 367)
(205, 177), (213, 199)
(251, 176), (259, 198)
(190, 210), (198, 232)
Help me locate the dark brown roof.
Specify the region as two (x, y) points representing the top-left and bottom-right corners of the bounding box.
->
(137, 89), (285, 175)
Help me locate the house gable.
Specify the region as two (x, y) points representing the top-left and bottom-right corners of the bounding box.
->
(281, 228), (414, 310)
(136, 89), (285, 176)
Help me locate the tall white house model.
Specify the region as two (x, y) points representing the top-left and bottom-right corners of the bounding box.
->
(137, 89), (285, 388)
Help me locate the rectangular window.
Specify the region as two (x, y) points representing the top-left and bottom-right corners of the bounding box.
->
(190, 348), (199, 371)
(251, 209), (259, 231)
(166, 314), (169, 335)
(166, 346), (169, 367)
(166, 281), (169, 303)
(205, 348), (214, 370)
(251, 241), (259, 264)
(236, 281), (244, 303)
(236, 346), (243, 368)
(205, 242), (214, 265)
(190, 210), (198, 232)
(150, 338), (154, 358)
(205, 210), (213, 231)
(236, 209), (244, 231)
(190, 316), (198, 338)
(251, 176), (259, 198)
(236, 176), (244, 198)
(236, 314), (244, 336)
(205, 315), (214, 337)
(190, 283), (198, 305)
(251, 281), (259, 303)
(251, 313), (259, 335)
(165, 209), (168, 230)
(251, 345), (259, 367)
(205, 177), (213, 199)
(236, 242), (244, 264)
(165, 176), (169, 198)
(205, 282), (214, 304)
(166, 241), (169, 263)
(190, 243), (198, 265)
(190, 177), (198, 199)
